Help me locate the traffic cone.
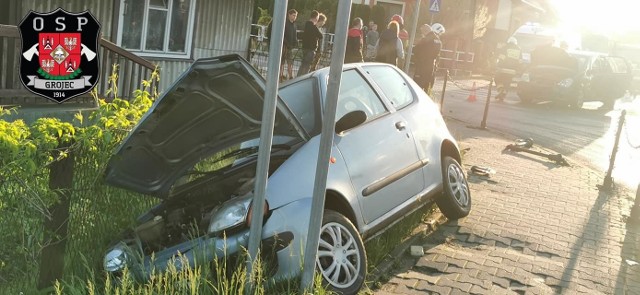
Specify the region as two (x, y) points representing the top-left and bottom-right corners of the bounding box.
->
(467, 82), (477, 102)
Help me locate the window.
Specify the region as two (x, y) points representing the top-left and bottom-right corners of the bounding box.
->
(335, 70), (387, 121)
(365, 66), (414, 109)
(118, 0), (196, 58)
(608, 57), (630, 74)
(280, 79), (319, 135)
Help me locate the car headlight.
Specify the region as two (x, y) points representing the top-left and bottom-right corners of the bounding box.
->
(558, 78), (573, 88)
(520, 73), (530, 83)
(104, 247), (127, 272)
(208, 195), (268, 234)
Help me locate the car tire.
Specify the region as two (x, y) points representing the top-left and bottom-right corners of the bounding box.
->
(436, 156), (471, 220)
(569, 89), (584, 109)
(316, 210), (366, 295)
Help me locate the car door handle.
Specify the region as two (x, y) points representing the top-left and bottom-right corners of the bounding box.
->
(395, 121), (406, 131)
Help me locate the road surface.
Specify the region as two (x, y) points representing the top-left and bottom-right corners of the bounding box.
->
(434, 78), (640, 189)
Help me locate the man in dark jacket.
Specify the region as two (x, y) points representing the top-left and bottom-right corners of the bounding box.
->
(345, 17), (364, 63)
(413, 24), (442, 92)
(297, 10), (324, 77)
(269, 9), (298, 80)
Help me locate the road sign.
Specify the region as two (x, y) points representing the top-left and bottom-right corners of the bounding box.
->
(430, 0), (440, 13)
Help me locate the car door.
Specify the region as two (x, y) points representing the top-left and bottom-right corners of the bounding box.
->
(588, 57), (616, 100)
(606, 56), (633, 98)
(362, 65), (440, 188)
(333, 69), (425, 224)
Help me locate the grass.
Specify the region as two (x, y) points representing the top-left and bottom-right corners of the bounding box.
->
(362, 203), (438, 287)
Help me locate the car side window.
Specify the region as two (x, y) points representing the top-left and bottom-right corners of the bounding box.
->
(279, 79), (318, 134)
(608, 57), (630, 74)
(593, 57), (611, 74)
(335, 70), (387, 122)
(364, 65), (415, 109)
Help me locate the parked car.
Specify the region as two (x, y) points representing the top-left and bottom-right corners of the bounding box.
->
(517, 50), (632, 109)
(102, 54), (470, 294)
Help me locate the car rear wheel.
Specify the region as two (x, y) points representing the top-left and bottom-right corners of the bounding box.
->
(569, 89), (584, 109)
(436, 156), (471, 220)
(316, 210), (366, 295)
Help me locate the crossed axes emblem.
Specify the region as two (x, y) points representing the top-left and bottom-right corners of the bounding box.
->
(22, 43), (96, 62)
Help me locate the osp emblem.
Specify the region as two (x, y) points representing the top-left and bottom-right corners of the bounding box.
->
(19, 8), (100, 103)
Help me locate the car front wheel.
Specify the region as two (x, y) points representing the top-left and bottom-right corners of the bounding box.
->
(436, 156), (472, 219)
(316, 210), (366, 295)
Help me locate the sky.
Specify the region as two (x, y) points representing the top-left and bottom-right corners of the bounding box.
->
(550, 0), (640, 35)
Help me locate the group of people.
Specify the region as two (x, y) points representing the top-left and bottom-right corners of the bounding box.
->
(269, 9), (328, 81)
(344, 14), (446, 92)
(270, 9), (447, 93)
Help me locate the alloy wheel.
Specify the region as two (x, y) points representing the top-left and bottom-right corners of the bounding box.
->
(316, 222), (362, 289)
(448, 163), (469, 207)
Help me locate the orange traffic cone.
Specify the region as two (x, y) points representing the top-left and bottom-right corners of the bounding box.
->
(467, 82), (477, 102)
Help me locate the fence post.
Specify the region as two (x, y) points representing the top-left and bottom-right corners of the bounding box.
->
(630, 183), (640, 223)
(602, 110), (626, 190)
(37, 144), (74, 291)
(439, 70), (449, 113)
(480, 78), (493, 129)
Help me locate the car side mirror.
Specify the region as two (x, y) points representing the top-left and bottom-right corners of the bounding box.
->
(335, 110), (367, 134)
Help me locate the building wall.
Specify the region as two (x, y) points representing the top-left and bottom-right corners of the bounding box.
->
(5, 0), (254, 93)
(15, 0), (117, 41)
(149, 0), (254, 91)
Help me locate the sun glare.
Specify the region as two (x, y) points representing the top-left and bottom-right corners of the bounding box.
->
(552, 0), (640, 34)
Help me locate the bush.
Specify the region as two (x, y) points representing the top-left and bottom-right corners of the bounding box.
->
(0, 66), (160, 293)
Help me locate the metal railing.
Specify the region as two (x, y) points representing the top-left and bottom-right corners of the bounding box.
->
(0, 24), (157, 104)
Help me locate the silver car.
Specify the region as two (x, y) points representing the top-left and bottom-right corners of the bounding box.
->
(102, 54), (471, 294)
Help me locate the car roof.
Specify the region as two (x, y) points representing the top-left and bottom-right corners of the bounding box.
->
(280, 62), (394, 87)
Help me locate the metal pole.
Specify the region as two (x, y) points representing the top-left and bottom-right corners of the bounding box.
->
(246, 0), (287, 292)
(439, 69), (448, 113)
(404, 0), (422, 73)
(602, 110), (626, 190)
(480, 78), (493, 129)
(300, 0), (351, 291)
(629, 183), (640, 222)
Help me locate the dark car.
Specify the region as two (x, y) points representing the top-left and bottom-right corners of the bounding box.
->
(517, 51), (632, 109)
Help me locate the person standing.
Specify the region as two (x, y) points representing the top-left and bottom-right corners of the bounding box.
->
(413, 24), (443, 93)
(276, 9), (298, 81)
(297, 10), (324, 77)
(375, 21), (404, 66)
(365, 23), (379, 61)
(494, 37), (522, 101)
(345, 17), (364, 63)
(310, 13), (327, 71)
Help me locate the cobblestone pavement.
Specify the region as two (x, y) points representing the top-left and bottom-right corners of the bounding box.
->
(375, 119), (640, 294)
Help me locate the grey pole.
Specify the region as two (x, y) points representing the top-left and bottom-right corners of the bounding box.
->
(404, 0), (422, 73)
(246, 0), (287, 292)
(300, 0), (351, 291)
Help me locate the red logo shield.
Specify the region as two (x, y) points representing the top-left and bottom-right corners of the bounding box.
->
(38, 32), (81, 77)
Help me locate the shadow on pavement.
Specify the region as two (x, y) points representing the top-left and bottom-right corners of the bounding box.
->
(614, 184), (640, 294)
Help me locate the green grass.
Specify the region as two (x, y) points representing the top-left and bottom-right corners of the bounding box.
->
(363, 203), (437, 281)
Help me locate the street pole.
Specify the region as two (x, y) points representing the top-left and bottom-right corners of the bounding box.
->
(480, 78), (493, 129)
(602, 110), (626, 190)
(300, 0), (351, 291)
(246, 0), (287, 293)
(439, 69), (448, 113)
(404, 0), (422, 73)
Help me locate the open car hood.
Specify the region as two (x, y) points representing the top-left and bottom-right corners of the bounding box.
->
(104, 54), (306, 197)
